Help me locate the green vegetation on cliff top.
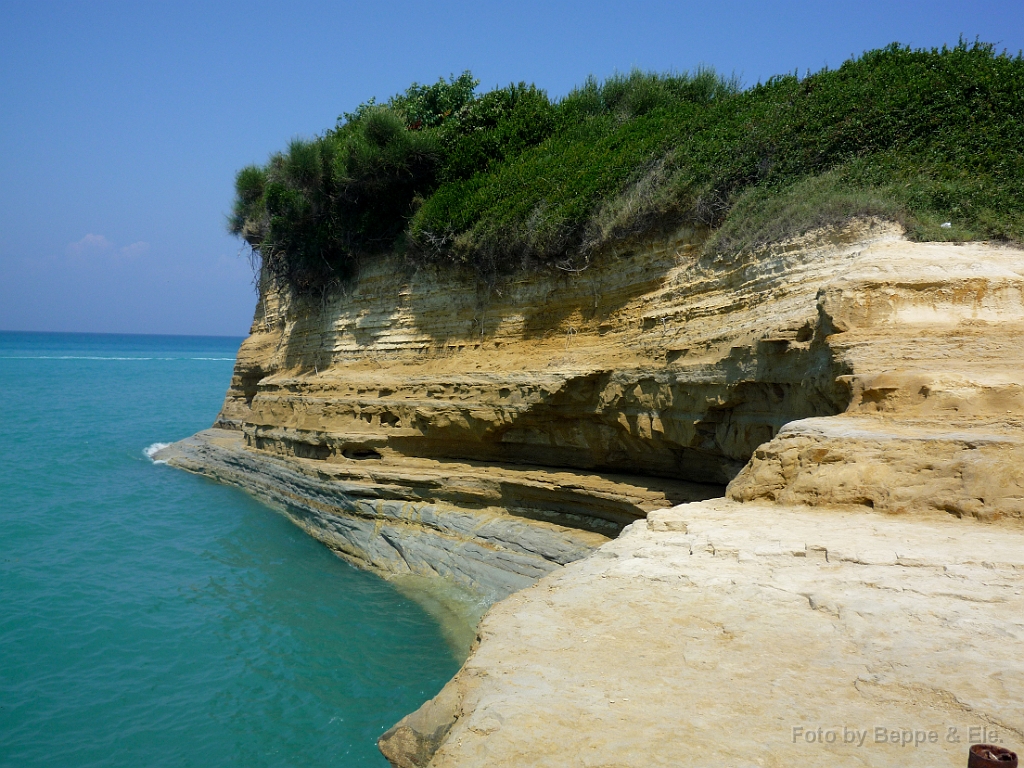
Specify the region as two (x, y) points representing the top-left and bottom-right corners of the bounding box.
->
(231, 41), (1024, 293)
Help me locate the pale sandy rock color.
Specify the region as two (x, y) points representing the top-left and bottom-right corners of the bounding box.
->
(158, 220), (1024, 765)
(389, 500), (1023, 767)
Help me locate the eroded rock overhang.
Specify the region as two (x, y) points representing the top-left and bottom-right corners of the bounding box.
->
(163, 221), (1024, 603)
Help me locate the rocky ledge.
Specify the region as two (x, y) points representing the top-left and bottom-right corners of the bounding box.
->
(382, 499), (1024, 767)
(158, 220), (1024, 765)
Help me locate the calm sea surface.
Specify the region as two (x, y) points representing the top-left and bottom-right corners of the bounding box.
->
(0, 332), (459, 767)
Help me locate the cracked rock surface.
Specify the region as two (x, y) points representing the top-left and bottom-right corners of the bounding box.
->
(390, 499), (1023, 767)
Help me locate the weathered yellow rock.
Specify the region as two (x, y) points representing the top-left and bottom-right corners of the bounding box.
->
(216, 222), (864, 488)
(729, 237), (1024, 520)
(393, 499), (1024, 767)
(158, 219), (1024, 766)
(196, 220), (1024, 537)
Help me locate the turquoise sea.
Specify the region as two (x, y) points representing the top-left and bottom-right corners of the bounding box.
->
(0, 332), (459, 767)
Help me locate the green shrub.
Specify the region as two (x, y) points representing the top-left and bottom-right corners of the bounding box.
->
(231, 41), (1024, 291)
(410, 41), (1024, 275)
(335, 107), (441, 243)
(558, 67), (739, 123)
(389, 71), (479, 129)
(438, 82), (557, 181)
(230, 108), (442, 292)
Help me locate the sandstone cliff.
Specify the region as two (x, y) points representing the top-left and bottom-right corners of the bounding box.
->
(384, 500), (1024, 767)
(159, 220), (1024, 765)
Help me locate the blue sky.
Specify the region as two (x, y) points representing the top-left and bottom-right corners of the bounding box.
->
(1, 0), (1021, 336)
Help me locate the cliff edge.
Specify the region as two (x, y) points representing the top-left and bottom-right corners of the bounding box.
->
(159, 220), (1024, 764)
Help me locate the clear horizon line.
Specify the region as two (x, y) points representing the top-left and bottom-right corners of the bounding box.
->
(0, 328), (247, 339)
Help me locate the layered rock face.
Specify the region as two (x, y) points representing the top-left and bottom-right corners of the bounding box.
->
(383, 500), (1024, 768)
(169, 220), (862, 600)
(216, 222), (851, 491)
(729, 235), (1024, 518)
(162, 220), (1024, 765)
(364, 224), (1024, 767)
(185, 221), (1024, 535)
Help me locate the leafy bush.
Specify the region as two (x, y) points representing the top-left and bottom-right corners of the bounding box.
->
(438, 82), (557, 181)
(336, 108), (441, 245)
(231, 41), (1024, 291)
(230, 108), (441, 291)
(392, 71), (479, 129)
(413, 41), (1024, 273)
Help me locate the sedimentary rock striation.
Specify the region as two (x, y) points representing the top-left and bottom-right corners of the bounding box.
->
(729, 236), (1024, 519)
(382, 500), (1024, 767)
(160, 219), (1024, 765)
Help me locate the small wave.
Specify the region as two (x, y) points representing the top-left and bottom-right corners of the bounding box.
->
(144, 443), (171, 464)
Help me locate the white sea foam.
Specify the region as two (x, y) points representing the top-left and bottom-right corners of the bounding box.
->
(144, 442), (171, 464)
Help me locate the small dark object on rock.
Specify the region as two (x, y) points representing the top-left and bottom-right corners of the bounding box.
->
(969, 744), (1018, 768)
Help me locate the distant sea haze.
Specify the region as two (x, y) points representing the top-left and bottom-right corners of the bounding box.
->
(0, 331), (457, 767)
